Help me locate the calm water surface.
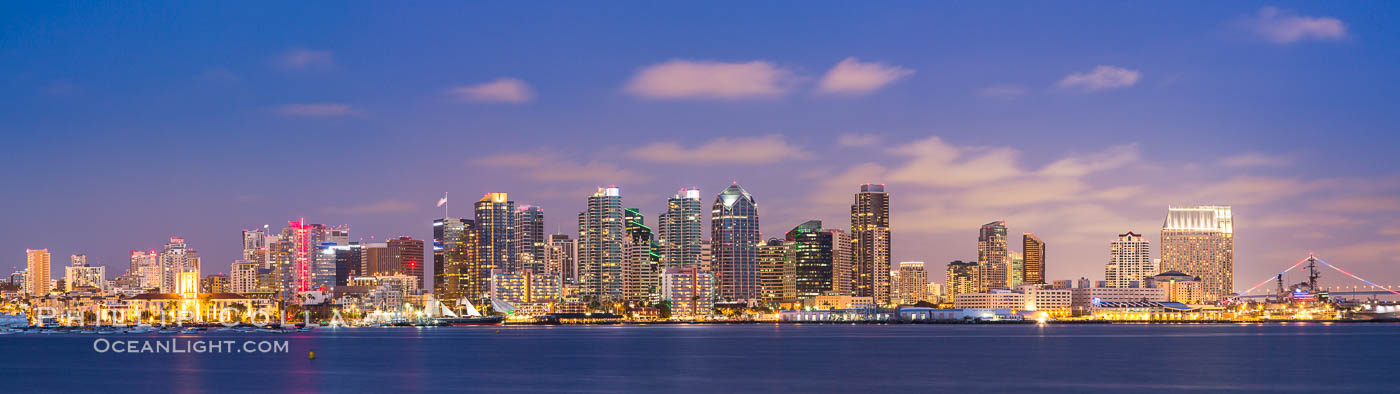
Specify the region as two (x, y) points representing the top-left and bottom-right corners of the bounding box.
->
(3, 323), (1397, 393)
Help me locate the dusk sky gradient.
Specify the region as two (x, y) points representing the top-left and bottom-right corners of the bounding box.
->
(3, 2), (1399, 291)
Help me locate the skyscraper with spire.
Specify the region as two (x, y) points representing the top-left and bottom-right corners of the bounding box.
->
(658, 188), (704, 269)
(712, 183), (760, 303)
(578, 186), (624, 300)
(851, 184), (891, 304)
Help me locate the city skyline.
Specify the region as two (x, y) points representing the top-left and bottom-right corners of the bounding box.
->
(5, 3), (1400, 291)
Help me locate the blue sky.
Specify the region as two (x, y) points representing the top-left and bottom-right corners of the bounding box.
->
(3, 2), (1399, 292)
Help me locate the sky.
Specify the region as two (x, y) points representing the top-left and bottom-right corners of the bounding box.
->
(3, 2), (1399, 293)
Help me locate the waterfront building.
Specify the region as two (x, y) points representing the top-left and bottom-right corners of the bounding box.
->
(787, 220), (847, 301)
(1008, 250), (1024, 287)
(851, 184), (892, 304)
(757, 238), (794, 307)
(977, 221), (1009, 291)
(953, 288), (1070, 314)
(1161, 205), (1234, 301)
(241, 227), (269, 267)
(201, 274), (228, 294)
(1022, 233), (1046, 285)
(658, 188), (704, 269)
(698, 240), (713, 277)
(803, 294), (876, 310)
(64, 264), (105, 292)
(712, 183), (760, 304)
(433, 217), (472, 300)
(476, 193), (516, 273)
(490, 270), (562, 304)
(662, 266), (714, 318)
(546, 234), (575, 281)
(945, 260), (980, 299)
(386, 237), (425, 288)
(1068, 286), (1167, 316)
(894, 308), (1018, 322)
(159, 237), (200, 294)
(622, 208), (662, 304)
(514, 205), (546, 274)
(230, 261), (258, 294)
(26, 249), (51, 295)
(1106, 231), (1154, 288)
(578, 186), (625, 301)
(897, 262), (929, 304)
(1150, 271), (1204, 304)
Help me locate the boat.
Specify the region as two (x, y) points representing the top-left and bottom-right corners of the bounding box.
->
(180, 328), (199, 334)
(80, 329), (97, 334)
(97, 329), (116, 335)
(433, 298), (505, 326)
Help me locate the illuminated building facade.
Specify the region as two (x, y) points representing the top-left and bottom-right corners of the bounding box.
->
(475, 193), (516, 274)
(387, 236), (425, 288)
(622, 208), (662, 304)
(1160, 205), (1234, 301)
(490, 270), (562, 304)
(1151, 271), (1204, 304)
(433, 217), (472, 300)
(26, 249), (51, 295)
(64, 265), (105, 292)
(945, 260), (979, 299)
(662, 266), (714, 317)
(1106, 231), (1153, 288)
(286, 220), (313, 293)
(546, 234), (575, 282)
(578, 186), (624, 300)
(897, 262), (929, 304)
(159, 237), (200, 294)
(514, 205), (546, 274)
(786, 220), (844, 301)
(712, 183), (760, 303)
(851, 184), (891, 304)
(230, 261), (258, 294)
(658, 188), (704, 269)
(1022, 233), (1046, 285)
(977, 221), (1008, 291)
(757, 238), (794, 307)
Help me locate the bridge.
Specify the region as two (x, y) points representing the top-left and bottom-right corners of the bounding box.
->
(1232, 253), (1400, 301)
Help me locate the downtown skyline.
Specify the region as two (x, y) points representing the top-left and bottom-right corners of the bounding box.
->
(4, 2), (1400, 291)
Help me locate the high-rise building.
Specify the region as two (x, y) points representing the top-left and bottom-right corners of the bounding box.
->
(897, 262), (929, 304)
(332, 243), (361, 286)
(1161, 206), (1234, 300)
(433, 217), (472, 299)
(546, 234), (575, 282)
(1022, 233), (1046, 285)
(201, 274), (228, 294)
(312, 242), (340, 289)
(787, 220), (841, 301)
(69, 254), (86, 267)
(1008, 250), (1024, 288)
(442, 224), (483, 304)
(1106, 231), (1153, 288)
(64, 264), (104, 292)
(130, 250), (159, 289)
(285, 219), (314, 293)
(658, 188), (704, 269)
(387, 236), (426, 288)
(757, 238), (794, 307)
(622, 208), (662, 304)
(514, 205), (546, 274)
(578, 186), (625, 300)
(663, 266), (715, 317)
(712, 183), (760, 303)
(159, 237), (199, 294)
(361, 242), (390, 276)
(977, 221), (1009, 292)
(475, 193), (516, 273)
(26, 249), (51, 295)
(945, 260), (979, 299)
(230, 261), (259, 294)
(851, 184), (891, 304)
(241, 227), (269, 267)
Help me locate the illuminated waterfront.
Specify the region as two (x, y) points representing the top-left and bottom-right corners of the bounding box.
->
(3, 324), (1397, 392)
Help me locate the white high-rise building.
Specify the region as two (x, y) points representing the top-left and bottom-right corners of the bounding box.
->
(230, 261), (259, 294)
(1105, 232), (1153, 288)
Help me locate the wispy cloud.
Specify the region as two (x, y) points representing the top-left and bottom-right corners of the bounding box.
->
(449, 77), (535, 103)
(1244, 7), (1347, 44)
(275, 49), (334, 69)
(837, 133), (882, 147)
(1057, 66), (1140, 91)
(1221, 152), (1292, 168)
(324, 199), (416, 214)
(817, 57), (913, 96)
(628, 135), (810, 164)
(476, 150), (649, 184)
(624, 59), (795, 100)
(275, 104), (356, 117)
